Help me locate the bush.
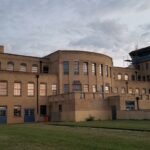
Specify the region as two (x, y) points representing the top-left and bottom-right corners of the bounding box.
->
(86, 115), (95, 121)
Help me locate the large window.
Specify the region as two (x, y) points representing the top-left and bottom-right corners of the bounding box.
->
(105, 65), (109, 77)
(40, 105), (47, 116)
(43, 65), (49, 73)
(72, 81), (81, 91)
(92, 85), (97, 93)
(121, 87), (125, 94)
(99, 64), (103, 76)
(83, 84), (89, 92)
(64, 84), (69, 93)
(92, 63), (96, 75)
(52, 84), (57, 95)
(124, 74), (129, 80)
(14, 82), (21, 96)
(113, 87), (118, 94)
(7, 62), (14, 71)
(32, 64), (38, 73)
(142, 88), (146, 94)
(20, 63), (27, 72)
(105, 86), (110, 93)
(83, 62), (88, 75)
(27, 83), (35, 96)
(126, 101), (135, 110)
(40, 83), (47, 96)
(0, 81), (7, 96)
(74, 61), (79, 75)
(135, 88), (140, 95)
(117, 74), (122, 80)
(128, 88), (133, 94)
(14, 105), (21, 117)
(63, 61), (69, 75)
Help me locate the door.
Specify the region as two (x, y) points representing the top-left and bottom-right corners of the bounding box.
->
(24, 109), (35, 123)
(0, 106), (7, 124)
(111, 105), (117, 120)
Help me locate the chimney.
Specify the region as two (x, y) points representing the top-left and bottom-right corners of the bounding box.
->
(0, 45), (4, 53)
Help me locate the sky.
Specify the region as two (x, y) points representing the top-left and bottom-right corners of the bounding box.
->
(0, 0), (150, 66)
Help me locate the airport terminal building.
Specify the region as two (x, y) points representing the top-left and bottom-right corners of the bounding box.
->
(0, 45), (150, 124)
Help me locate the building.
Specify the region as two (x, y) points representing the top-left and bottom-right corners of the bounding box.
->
(0, 45), (150, 124)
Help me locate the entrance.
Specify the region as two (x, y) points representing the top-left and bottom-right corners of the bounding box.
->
(0, 106), (7, 124)
(111, 105), (117, 120)
(24, 109), (35, 123)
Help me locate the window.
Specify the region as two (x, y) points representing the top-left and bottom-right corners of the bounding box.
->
(126, 101), (135, 110)
(83, 84), (89, 92)
(40, 83), (46, 96)
(40, 105), (47, 116)
(128, 88), (133, 94)
(92, 63), (96, 75)
(7, 62), (14, 71)
(117, 74), (122, 80)
(121, 87), (125, 94)
(80, 93), (85, 99)
(0, 81), (7, 96)
(59, 104), (62, 112)
(14, 82), (21, 96)
(74, 61), (79, 75)
(0, 106), (7, 116)
(43, 65), (49, 73)
(20, 63), (27, 72)
(63, 61), (69, 75)
(14, 105), (21, 117)
(143, 76), (145, 81)
(138, 75), (141, 81)
(72, 81), (81, 91)
(131, 75), (135, 81)
(64, 84), (69, 93)
(32, 64), (38, 73)
(124, 74), (128, 80)
(135, 88), (140, 95)
(113, 87), (118, 94)
(92, 85), (97, 93)
(52, 84), (57, 95)
(142, 88), (146, 94)
(99, 64), (103, 76)
(27, 83), (35, 96)
(147, 75), (150, 81)
(83, 62), (88, 75)
(105, 65), (109, 77)
(105, 86), (110, 93)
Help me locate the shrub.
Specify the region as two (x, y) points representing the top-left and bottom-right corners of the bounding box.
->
(86, 115), (95, 121)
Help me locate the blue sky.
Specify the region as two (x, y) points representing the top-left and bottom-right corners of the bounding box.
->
(0, 0), (150, 66)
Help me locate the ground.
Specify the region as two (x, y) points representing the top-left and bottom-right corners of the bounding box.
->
(0, 120), (150, 150)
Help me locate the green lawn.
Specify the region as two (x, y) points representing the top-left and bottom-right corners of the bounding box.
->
(0, 121), (150, 150)
(51, 120), (150, 131)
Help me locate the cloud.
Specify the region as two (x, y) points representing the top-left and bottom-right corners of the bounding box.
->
(0, 0), (150, 66)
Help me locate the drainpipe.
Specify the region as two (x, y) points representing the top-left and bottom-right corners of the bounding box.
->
(40, 61), (42, 73)
(136, 97), (139, 110)
(125, 81), (128, 94)
(36, 74), (39, 114)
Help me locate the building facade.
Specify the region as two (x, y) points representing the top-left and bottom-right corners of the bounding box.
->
(0, 45), (150, 124)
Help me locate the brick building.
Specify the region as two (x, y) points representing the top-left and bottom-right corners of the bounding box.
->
(0, 45), (150, 124)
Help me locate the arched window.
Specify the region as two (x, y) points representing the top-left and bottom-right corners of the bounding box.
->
(142, 88), (146, 94)
(20, 63), (27, 72)
(124, 74), (129, 80)
(113, 87), (118, 94)
(7, 61), (14, 71)
(117, 74), (122, 80)
(32, 64), (38, 73)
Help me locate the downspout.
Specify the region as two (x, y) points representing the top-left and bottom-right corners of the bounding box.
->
(36, 74), (39, 114)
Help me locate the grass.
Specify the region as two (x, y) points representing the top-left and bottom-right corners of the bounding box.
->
(0, 120), (149, 150)
(51, 120), (150, 131)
